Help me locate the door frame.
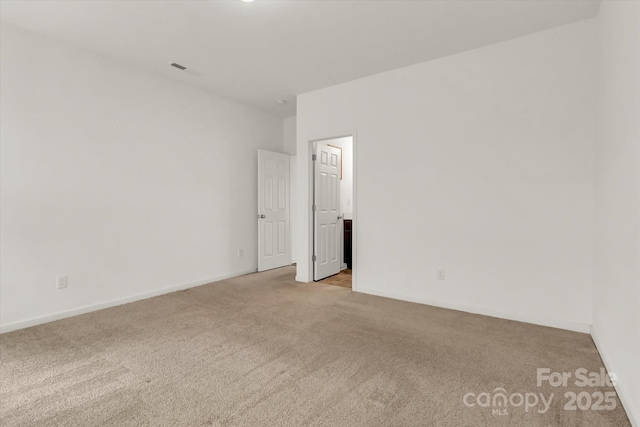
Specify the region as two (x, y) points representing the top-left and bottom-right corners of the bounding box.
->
(307, 132), (357, 291)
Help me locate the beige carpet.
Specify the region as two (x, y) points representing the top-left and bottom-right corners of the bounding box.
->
(0, 266), (631, 426)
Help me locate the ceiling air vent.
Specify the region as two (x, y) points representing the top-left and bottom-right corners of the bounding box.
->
(169, 62), (203, 76)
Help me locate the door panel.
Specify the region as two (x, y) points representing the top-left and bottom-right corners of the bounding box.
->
(258, 150), (290, 271)
(314, 144), (341, 280)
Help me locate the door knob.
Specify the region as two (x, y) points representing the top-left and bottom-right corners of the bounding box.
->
(258, 214), (266, 219)
(337, 215), (343, 219)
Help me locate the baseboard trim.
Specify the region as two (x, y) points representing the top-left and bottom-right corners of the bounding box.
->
(590, 326), (638, 427)
(355, 287), (591, 333)
(0, 269), (257, 334)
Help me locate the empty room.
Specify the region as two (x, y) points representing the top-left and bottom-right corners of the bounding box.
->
(0, 1), (638, 426)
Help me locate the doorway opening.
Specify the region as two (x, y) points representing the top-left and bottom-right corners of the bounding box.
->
(311, 136), (354, 289)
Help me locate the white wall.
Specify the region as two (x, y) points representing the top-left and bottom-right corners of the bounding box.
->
(283, 116), (297, 155)
(283, 116), (297, 263)
(297, 19), (597, 332)
(592, 1), (640, 425)
(0, 24), (283, 331)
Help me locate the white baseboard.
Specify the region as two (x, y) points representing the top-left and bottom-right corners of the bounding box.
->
(590, 326), (638, 427)
(355, 287), (591, 333)
(0, 269), (257, 334)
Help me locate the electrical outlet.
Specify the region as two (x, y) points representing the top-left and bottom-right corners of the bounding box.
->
(238, 249), (244, 257)
(56, 275), (68, 289)
(437, 269), (446, 281)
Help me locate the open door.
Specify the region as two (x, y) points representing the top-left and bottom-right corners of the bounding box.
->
(258, 150), (290, 272)
(313, 144), (341, 280)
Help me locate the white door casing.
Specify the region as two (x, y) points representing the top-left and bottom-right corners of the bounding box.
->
(314, 144), (341, 280)
(258, 150), (290, 272)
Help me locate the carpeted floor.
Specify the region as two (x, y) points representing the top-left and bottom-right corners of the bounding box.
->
(0, 266), (631, 426)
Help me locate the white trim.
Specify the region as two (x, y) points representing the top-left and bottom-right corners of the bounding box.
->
(289, 154), (297, 268)
(351, 132), (357, 292)
(356, 286), (591, 333)
(0, 269), (257, 334)
(590, 326), (639, 427)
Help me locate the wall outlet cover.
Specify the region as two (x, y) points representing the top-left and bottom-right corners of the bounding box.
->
(56, 275), (68, 289)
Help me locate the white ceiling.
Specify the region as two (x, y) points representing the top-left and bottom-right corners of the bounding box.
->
(0, 0), (600, 118)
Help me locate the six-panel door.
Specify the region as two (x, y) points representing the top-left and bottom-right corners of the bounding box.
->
(258, 150), (290, 271)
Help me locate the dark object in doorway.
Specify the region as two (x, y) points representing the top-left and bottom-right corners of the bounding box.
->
(344, 219), (352, 269)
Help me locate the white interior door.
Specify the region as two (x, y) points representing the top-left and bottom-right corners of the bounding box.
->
(314, 144), (341, 280)
(258, 150), (290, 272)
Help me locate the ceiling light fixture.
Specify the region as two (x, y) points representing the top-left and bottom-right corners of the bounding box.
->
(241, 0), (255, 3)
